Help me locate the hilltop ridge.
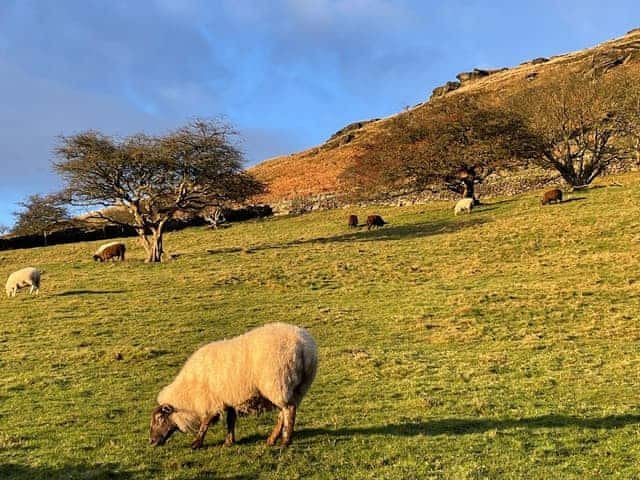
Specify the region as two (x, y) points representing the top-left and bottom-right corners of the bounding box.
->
(249, 28), (640, 206)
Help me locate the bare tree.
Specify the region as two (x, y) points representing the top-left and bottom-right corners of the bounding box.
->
(513, 74), (626, 187)
(203, 206), (228, 229)
(611, 71), (640, 164)
(12, 194), (70, 245)
(340, 96), (541, 200)
(54, 119), (264, 262)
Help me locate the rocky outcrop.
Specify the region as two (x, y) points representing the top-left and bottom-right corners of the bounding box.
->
(430, 81), (461, 99)
(588, 51), (634, 76)
(328, 119), (379, 142)
(430, 67), (507, 99)
(429, 68), (508, 102)
(530, 57), (549, 65)
(456, 68), (507, 84)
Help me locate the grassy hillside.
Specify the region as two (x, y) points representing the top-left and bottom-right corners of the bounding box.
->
(250, 29), (640, 204)
(2, 173), (640, 479)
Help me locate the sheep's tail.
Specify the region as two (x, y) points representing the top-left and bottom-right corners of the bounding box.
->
(291, 330), (318, 406)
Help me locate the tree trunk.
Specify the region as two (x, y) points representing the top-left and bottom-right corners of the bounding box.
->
(461, 177), (475, 200)
(147, 230), (164, 262)
(134, 219), (168, 263)
(561, 164), (594, 187)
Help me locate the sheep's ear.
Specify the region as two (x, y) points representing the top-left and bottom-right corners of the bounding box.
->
(161, 404), (174, 415)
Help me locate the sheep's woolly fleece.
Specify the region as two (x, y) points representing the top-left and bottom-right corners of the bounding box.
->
(5, 267), (40, 297)
(157, 322), (318, 433)
(454, 198), (474, 215)
(95, 241), (124, 254)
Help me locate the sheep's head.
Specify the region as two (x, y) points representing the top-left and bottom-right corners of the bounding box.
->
(149, 404), (178, 446)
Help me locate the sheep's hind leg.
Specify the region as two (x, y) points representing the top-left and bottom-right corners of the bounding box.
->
(266, 410), (285, 446)
(191, 413), (220, 449)
(281, 405), (297, 446)
(224, 407), (236, 446)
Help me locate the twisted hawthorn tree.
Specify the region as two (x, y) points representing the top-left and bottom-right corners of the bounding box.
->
(12, 193), (71, 245)
(54, 119), (264, 262)
(340, 96), (543, 201)
(512, 74), (626, 187)
(610, 70), (640, 164)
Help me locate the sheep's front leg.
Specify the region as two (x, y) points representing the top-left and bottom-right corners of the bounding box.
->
(266, 410), (284, 446)
(224, 407), (236, 446)
(281, 405), (297, 446)
(191, 413), (219, 449)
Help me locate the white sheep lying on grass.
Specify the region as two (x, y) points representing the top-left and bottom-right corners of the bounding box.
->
(149, 322), (318, 448)
(5, 267), (41, 297)
(454, 197), (474, 216)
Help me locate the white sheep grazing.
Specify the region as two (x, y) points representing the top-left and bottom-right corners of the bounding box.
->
(149, 322), (318, 449)
(454, 197), (474, 216)
(5, 267), (41, 297)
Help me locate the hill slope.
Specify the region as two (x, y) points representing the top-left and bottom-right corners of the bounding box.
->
(250, 28), (640, 204)
(1, 174), (640, 478)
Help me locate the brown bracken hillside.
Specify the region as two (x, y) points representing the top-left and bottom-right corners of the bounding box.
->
(249, 28), (640, 204)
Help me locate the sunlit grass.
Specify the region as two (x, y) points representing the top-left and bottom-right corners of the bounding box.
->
(1, 174), (640, 479)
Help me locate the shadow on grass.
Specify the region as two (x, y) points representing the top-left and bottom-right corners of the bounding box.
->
(0, 463), (253, 480)
(472, 206), (498, 213)
(292, 414), (640, 439)
(0, 463), (133, 480)
(561, 197), (587, 204)
(485, 198), (518, 205)
(54, 289), (127, 296)
(208, 217), (489, 255)
(207, 246), (244, 255)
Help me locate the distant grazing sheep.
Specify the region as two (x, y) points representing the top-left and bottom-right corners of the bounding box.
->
(348, 215), (359, 228)
(541, 188), (563, 205)
(5, 267), (40, 297)
(93, 242), (126, 262)
(149, 322), (318, 449)
(454, 198), (474, 216)
(366, 215), (386, 230)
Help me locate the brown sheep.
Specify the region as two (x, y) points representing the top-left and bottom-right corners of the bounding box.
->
(93, 242), (126, 262)
(347, 215), (358, 228)
(366, 215), (386, 231)
(541, 189), (563, 205)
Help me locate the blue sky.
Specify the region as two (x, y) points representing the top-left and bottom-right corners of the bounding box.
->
(0, 0), (638, 227)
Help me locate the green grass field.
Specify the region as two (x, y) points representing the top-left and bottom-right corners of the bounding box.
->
(2, 174), (640, 479)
